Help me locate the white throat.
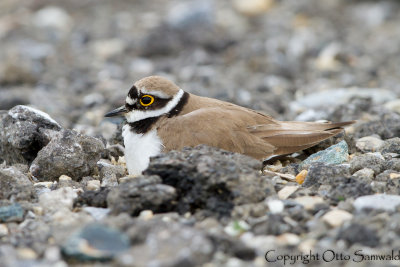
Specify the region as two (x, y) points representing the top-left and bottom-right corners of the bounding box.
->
(122, 125), (163, 175)
(125, 89), (184, 123)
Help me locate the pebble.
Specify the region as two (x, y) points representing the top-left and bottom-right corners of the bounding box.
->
(300, 141), (349, 169)
(0, 224), (9, 236)
(0, 204), (24, 223)
(83, 207), (110, 220)
(90, 39), (126, 59)
(296, 170), (308, 184)
(17, 248), (37, 260)
(277, 186), (299, 199)
(356, 136), (385, 152)
(390, 173), (400, 179)
(233, 0), (274, 16)
(267, 199), (284, 214)
(294, 196), (324, 210)
(352, 168), (375, 180)
(33, 6), (72, 31)
(138, 210), (154, 221)
(384, 99), (400, 114)
(86, 180), (101, 191)
(322, 209), (353, 227)
(353, 194), (400, 212)
(39, 187), (78, 213)
(276, 233), (300, 246)
(62, 223), (130, 262)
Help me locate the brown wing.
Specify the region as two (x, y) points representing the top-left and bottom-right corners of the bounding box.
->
(157, 107), (278, 159)
(248, 121), (355, 155)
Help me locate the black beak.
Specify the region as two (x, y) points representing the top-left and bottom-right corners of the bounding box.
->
(104, 105), (127, 117)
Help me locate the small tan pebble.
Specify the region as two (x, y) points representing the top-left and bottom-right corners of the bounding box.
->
(390, 173), (400, 179)
(296, 170), (308, 184)
(0, 224), (9, 236)
(184, 212), (191, 218)
(233, 0), (274, 16)
(294, 196), (324, 210)
(17, 248), (37, 260)
(278, 185), (299, 199)
(86, 180), (101, 191)
(322, 209), (353, 227)
(276, 233), (300, 246)
(59, 175), (72, 181)
(138, 210), (153, 220)
(298, 239), (317, 253)
(32, 206), (44, 216)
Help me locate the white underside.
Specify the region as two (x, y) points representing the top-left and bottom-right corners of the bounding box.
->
(122, 124), (163, 175)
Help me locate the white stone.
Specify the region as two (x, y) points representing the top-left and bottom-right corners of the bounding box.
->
(33, 6), (72, 31)
(352, 168), (375, 180)
(59, 175), (72, 181)
(276, 233), (300, 246)
(39, 187), (77, 213)
(278, 186), (299, 200)
(138, 210), (154, 221)
(356, 136), (384, 152)
(267, 199), (284, 214)
(354, 194), (400, 212)
(86, 180), (101, 191)
(294, 196), (324, 210)
(130, 58), (154, 75)
(322, 209), (353, 227)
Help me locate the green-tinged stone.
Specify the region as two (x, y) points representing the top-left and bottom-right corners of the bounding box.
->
(62, 223), (130, 262)
(300, 140), (349, 169)
(0, 203), (24, 222)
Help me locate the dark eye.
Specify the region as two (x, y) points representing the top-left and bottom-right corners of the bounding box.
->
(140, 95), (154, 106)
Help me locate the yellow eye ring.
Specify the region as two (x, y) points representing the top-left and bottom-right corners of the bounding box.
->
(140, 95), (154, 106)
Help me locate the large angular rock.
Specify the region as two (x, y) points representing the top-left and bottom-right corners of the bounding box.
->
(30, 129), (104, 181)
(144, 145), (275, 217)
(0, 105), (61, 164)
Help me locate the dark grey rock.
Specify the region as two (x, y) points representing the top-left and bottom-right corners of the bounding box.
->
(30, 129), (104, 181)
(74, 187), (110, 208)
(62, 223), (130, 262)
(144, 145), (275, 217)
(384, 158), (400, 172)
(0, 105), (61, 164)
(107, 176), (177, 216)
(337, 223), (379, 247)
(350, 154), (385, 175)
(354, 111), (400, 139)
(119, 219), (214, 267)
(252, 214), (292, 235)
(381, 137), (400, 154)
(0, 203), (24, 222)
(0, 166), (35, 201)
(303, 163), (351, 187)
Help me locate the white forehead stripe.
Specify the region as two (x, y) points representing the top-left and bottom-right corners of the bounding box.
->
(126, 89), (184, 123)
(140, 86), (170, 99)
(126, 96), (136, 105)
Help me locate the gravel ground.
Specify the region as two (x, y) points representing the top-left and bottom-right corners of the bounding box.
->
(1, 0), (400, 266)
